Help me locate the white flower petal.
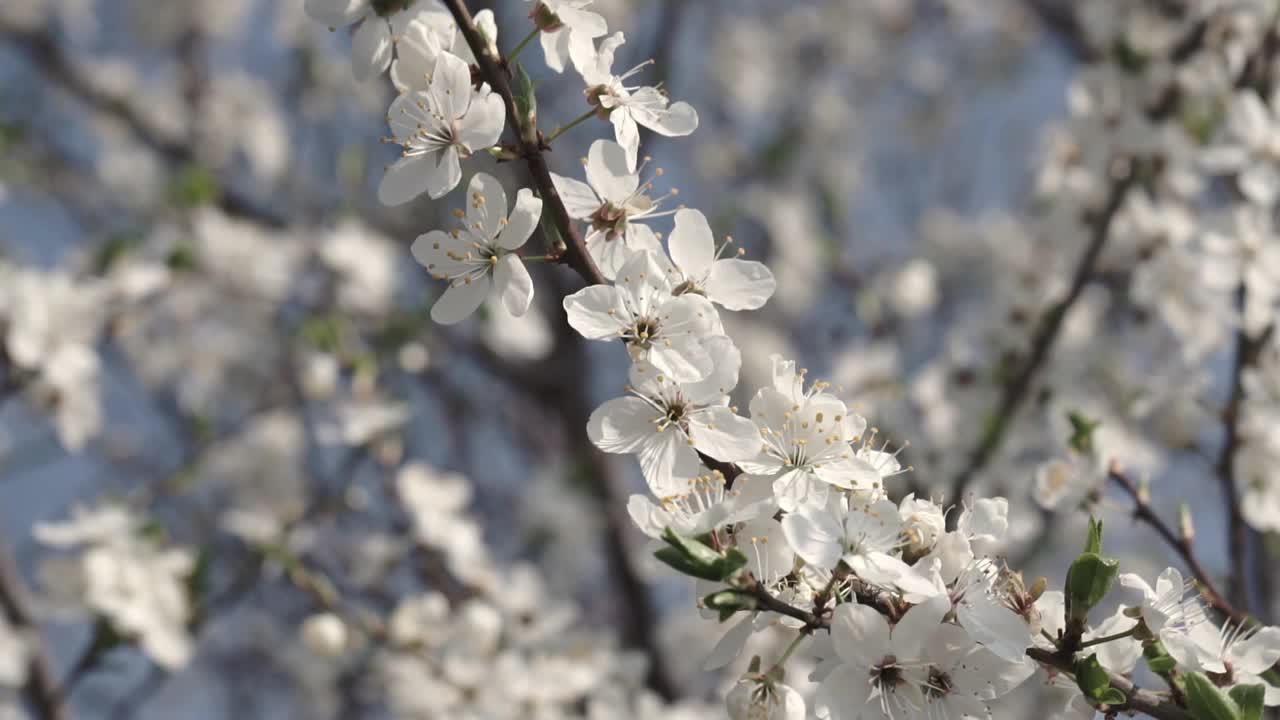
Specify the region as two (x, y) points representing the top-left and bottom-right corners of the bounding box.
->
(563, 285), (625, 339)
(494, 254), (533, 317)
(705, 259), (776, 310)
(830, 602), (891, 667)
(430, 275), (490, 325)
(586, 139), (639, 201)
(668, 208), (716, 280)
(498, 189), (542, 250)
(587, 397), (655, 454)
(378, 154), (435, 206)
(466, 172), (508, 240)
(550, 172), (601, 219)
(351, 17), (393, 81)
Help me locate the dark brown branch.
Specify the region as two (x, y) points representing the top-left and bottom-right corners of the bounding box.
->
(1215, 316), (1274, 614)
(946, 14), (1218, 507)
(947, 161), (1136, 505)
(1026, 647), (1191, 720)
(740, 578), (1192, 720)
(1107, 466), (1250, 626)
(0, 18), (288, 229)
(0, 537), (73, 720)
(441, 0), (606, 286)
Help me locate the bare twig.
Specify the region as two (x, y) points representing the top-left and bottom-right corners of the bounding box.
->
(738, 577), (1192, 720)
(1107, 465), (1250, 626)
(0, 536), (73, 720)
(947, 162), (1136, 504)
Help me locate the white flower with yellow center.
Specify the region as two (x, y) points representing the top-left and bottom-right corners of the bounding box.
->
(412, 173), (542, 324)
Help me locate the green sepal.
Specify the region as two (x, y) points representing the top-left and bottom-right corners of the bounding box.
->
(703, 589), (757, 622)
(513, 63), (537, 134)
(1143, 638), (1178, 675)
(653, 527), (748, 582)
(1083, 516), (1104, 555)
(1075, 653), (1124, 705)
(1183, 672), (1241, 720)
(1228, 684), (1264, 720)
(1065, 551), (1119, 622)
(1068, 411), (1102, 454)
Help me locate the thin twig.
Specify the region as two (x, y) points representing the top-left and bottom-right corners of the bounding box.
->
(0, 536), (73, 720)
(1107, 465), (1250, 626)
(441, 0), (606, 286)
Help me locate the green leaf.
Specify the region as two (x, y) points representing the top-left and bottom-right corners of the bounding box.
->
(1143, 639), (1178, 675)
(653, 528), (748, 582)
(1228, 684), (1264, 720)
(513, 63), (537, 133)
(702, 590), (757, 622)
(1074, 654), (1115, 701)
(1184, 672), (1242, 720)
(1068, 411), (1102, 454)
(165, 242), (199, 271)
(1065, 551), (1119, 623)
(1084, 516), (1104, 555)
(170, 165), (220, 207)
(94, 231), (143, 273)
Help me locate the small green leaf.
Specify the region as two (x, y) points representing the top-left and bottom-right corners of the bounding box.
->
(1098, 687), (1127, 705)
(165, 242), (199, 271)
(170, 165), (220, 207)
(1228, 684), (1264, 720)
(653, 528), (749, 582)
(94, 231), (143, 273)
(1065, 551), (1119, 622)
(703, 590), (757, 622)
(1143, 639), (1177, 675)
(1068, 411), (1102, 454)
(1184, 672), (1242, 720)
(1074, 654), (1115, 701)
(1084, 516), (1104, 555)
(513, 63), (537, 134)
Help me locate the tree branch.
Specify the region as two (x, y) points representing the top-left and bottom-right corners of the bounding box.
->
(1107, 465), (1250, 626)
(441, 0), (606, 286)
(740, 578), (1192, 720)
(947, 161), (1135, 504)
(0, 536), (73, 720)
(1214, 317), (1273, 614)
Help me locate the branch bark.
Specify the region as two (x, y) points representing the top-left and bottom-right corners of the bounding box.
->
(441, 0), (606, 286)
(1108, 466), (1251, 626)
(0, 536), (73, 720)
(740, 578), (1193, 720)
(442, 0), (677, 698)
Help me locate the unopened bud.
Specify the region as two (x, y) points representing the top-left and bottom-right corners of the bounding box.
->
(300, 613), (349, 657)
(1178, 503), (1194, 544)
(1136, 476), (1151, 506)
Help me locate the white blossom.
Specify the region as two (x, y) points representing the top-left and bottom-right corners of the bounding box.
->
(664, 208), (776, 311)
(564, 250), (723, 382)
(551, 139), (671, 278)
(578, 32), (698, 168)
(379, 52), (505, 205)
(588, 342), (758, 495)
(529, 0), (607, 74)
(412, 172), (543, 324)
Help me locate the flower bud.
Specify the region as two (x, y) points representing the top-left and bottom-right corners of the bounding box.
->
(898, 493), (944, 557)
(725, 676), (806, 720)
(300, 613), (349, 658)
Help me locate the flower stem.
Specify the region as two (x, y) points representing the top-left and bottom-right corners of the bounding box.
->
(768, 633), (807, 674)
(520, 254), (556, 263)
(508, 28), (539, 63)
(1079, 627), (1137, 649)
(545, 108), (598, 144)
